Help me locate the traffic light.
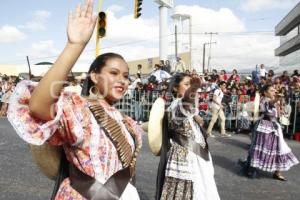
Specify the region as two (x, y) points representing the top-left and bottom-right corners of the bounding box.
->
(134, 0), (142, 18)
(98, 12), (106, 38)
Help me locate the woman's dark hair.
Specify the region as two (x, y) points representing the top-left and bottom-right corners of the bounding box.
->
(81, 53), (125, 96)
(261, 76), (267, 81)
(218, 81), (226, 87)
(155, 64), (161, 69)
(268, 70), (274, 76)
(168, 73), (189, 99)
(260, 84), (272, 96)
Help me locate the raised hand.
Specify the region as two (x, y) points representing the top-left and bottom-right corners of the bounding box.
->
(190, 77), (202, 89)
(67, 0), (97, 46)
(183, 77), (202, 105)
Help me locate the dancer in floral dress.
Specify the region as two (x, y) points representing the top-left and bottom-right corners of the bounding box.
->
(8, 0), (142, 199)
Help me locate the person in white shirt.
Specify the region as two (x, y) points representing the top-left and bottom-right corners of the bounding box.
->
(207, 81), (231, 137)
(152, 64), (171, 83)
(131, 74), (142, 89)
(259, 64), (267, 78)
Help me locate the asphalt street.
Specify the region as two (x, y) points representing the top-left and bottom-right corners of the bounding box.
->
(1, 118), (300, 200)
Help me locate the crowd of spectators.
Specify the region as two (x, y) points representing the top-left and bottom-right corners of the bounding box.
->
(1, 63), (300, 137)
(0, 74), (20, 117)
(127, 63), (300, 137)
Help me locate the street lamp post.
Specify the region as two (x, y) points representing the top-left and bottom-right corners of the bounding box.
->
(26, 56), (32, 80)
(154, 0), (174, 61)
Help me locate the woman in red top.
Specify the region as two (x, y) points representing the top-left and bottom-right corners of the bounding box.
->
(219, 70), (228, 81)
(228, 69), (240, 84)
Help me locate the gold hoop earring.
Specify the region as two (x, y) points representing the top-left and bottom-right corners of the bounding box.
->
(89, 86), (101, 99)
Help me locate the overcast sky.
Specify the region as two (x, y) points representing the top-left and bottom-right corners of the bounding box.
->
(0, 0), (299, 73)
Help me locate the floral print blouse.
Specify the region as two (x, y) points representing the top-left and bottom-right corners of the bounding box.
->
(7, 80), (142, 200)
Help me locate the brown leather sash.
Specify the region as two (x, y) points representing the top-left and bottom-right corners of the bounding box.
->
(89, 101), (133, 168)
(68, 100), (140, 199)
(69, 164), (130, 200)
(171, 134), (210, 161)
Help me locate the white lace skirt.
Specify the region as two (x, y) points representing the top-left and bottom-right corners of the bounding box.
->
(120, 183), (140, 200)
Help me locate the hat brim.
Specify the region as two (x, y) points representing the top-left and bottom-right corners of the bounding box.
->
(148, 97), (165, 156)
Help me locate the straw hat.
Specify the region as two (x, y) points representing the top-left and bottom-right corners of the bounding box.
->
(140, 121), (149, 132)
(148, 97), (165, 156)
(29, 143), (62, 180)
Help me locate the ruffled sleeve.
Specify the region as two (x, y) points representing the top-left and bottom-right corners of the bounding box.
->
(260, 98), (277, 118)
(7, 80), (86, 146)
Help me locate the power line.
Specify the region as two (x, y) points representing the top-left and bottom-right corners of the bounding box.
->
(2, 29), (276, 65)
(1, 34), (174, 65)
(178, 31), (274, 35)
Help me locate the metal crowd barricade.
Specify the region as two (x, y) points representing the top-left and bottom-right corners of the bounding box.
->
(115, 89), (161, 121)
(200, 93), (253, 131)
(290, 93), (300, 137)
(116, 89), (299, 137)
(115, 93), (133, 116)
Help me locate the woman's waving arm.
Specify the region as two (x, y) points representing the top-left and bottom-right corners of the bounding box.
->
(29, 0), (97, 121)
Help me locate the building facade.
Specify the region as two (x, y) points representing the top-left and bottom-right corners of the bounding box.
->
(127, 52), (190, 75)
(275, 2), (300, 70)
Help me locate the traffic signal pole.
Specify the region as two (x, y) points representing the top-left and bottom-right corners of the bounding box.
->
(96, 0), (104, 57)
(134, 0), (142, 18)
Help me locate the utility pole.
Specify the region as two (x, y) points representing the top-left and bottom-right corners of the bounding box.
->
(204, 32), (218, 71)
(171, 14), (191, 69)
(175, 25), (178, 60)
(202, 44), (206, 73)
(202, 42), (216, 73)
(188, 16), (193, 70)
(26, 56), (32, 80)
